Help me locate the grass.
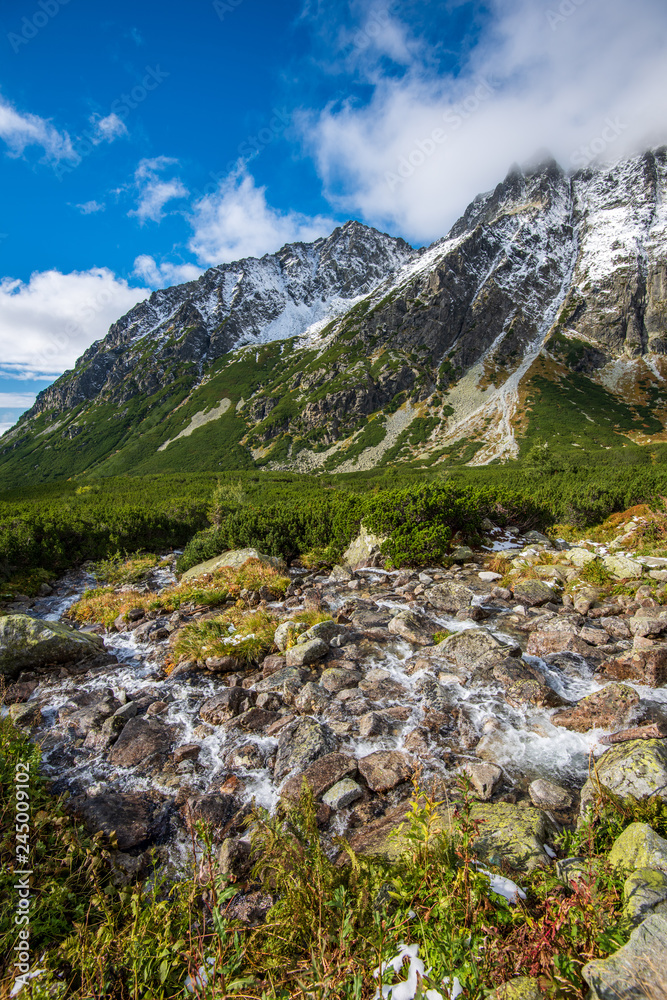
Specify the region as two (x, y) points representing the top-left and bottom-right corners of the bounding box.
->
(172, 607), (279, 665)
(67, 559), (290, 630)
(0, 710), (645, 1000)
(94, 551), (159, 585)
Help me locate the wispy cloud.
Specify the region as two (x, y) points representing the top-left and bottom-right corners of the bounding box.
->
(0, 268), (149, 379)
(133, 254), (203, 289)
(303, 0), (667, 243)
(89, 112), (128, 144)
(76, 200), (105, 214)
(0, 393), (36, 409)
(128, 156), (189, 224)
(188, 163), (335, 265)
(0, 93), (76, 163)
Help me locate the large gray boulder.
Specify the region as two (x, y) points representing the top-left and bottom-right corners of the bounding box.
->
(0, 614), (104, 679)
(273, 717), (339, 781)
(180, 548), (285, 582)
(583, 915), (667, 999)
(342, 526), (387, 569)
(580, 740), (667, 816)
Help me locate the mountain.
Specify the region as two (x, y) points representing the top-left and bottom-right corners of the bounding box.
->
(1, 147), (666, 486)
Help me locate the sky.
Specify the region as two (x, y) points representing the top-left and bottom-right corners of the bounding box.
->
(0, 0), (666, 436)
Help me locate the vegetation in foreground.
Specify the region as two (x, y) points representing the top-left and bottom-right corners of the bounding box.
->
(4, 706), (664, 999)
(4, 453), (667, 595)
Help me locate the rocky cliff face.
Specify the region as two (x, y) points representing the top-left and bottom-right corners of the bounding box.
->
(1, 148), (667, 485)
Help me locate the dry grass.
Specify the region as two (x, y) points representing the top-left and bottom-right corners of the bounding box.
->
(173, 607), (280, 665)
(67, 559), (290, 630)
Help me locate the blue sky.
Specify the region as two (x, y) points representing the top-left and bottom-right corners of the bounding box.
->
(0, 0), (666, 435)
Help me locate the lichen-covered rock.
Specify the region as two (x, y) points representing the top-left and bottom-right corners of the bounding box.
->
(598, 648), (667, 687)
(200, 688), (245, 724)
(322, 778), (363, 809)
(280, 751), (357, 803)
(342, 526), (387, 569)
(512, 580), (555, 607)
(107, 717), (175, 768)
(254, 666), (309, 699)
(608, 823), (667, 874)
(470, 802), (553, 871)
(566, 548), (598, 568)
(298, 620), (346, 645)
(431, 628), (511, 681)
(552, 683), (640, 733)
(463, 762), (503, 800)
(492, 658), (563, 708)
(580, 740), (667, 815)
(603, 554), (644, 579)
(358, 750), (414, 792)
(320, 666), (361, 693)
(583, 914), (667, 1000)
(624, 867), (667, 924)
(285, 638), (328, 667)
(0, 614), (104, 679)
(273, 717), (339, 781)
(180, 548), (285, 582)
(526, 631), (592, 657)
(424, 582), (476, 613)
(628, 608), (667, 638)
(486, 977), (545, 1000)
(274, 620), (307, 652)
(388, 609), (435, 645)
(528, 778), (574, 811)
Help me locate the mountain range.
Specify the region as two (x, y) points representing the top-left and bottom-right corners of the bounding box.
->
(1, 146), (666, 486)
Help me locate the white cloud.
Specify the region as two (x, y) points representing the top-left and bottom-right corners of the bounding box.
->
(76, 200), (105, 214)
(133, 254), (203, 289)
(188, 164), (335, 265)
(129, 156), (189, 224)
(0, 393), (36, 409)
(0, 268), (149, 379)
(0, 93), (76, 163)
(305, 0), (667, 243)
(89, 112), (128, 144)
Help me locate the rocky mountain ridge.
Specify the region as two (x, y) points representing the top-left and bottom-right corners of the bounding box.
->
(1, 147), (667, 485)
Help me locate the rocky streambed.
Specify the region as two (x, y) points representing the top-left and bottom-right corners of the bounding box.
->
(3, 520), (667, 903)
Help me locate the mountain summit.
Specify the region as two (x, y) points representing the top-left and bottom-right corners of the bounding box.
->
(2, 148), (666, 485)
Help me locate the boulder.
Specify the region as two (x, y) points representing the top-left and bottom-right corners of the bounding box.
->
(273, 717), (339, 781)
(388, 610), (435, 645)
(432, 628), (513, 681)
(624, 868), (667, 924)
(294, 681), (330, 713)
(628, 609), (667, 638)
(512, 580), (555, 607)
(470, 802), (553, 871)
(180, 548), (285, 582)
(342, 526), (387, 569)
(358, 750), (414, 792)
(451, 545), (474, 563)
(320, 667), (361, 693)
(107, 717), (175, 768)
(200, 688), (245, 725)
(492, 658), (563, 708)
(218, 837), (252, 882)
(298, 620), (345, 645)
(486, 978), (545, 1000)
(285, 638), (328, 667)
(322, 778), (363, 810)
(552, 683), (640, 733)
(68, 791), (168, 850)
(0, 614), (104, 679)
(182, 793), (240, 841)
(526, 630), (592, 657)
(583, 914), (667, 1000)
(598, 649), (667, 687)
(580, 740), (667, 815)
(603, 554), (644, 579)
(274, 620), (307, 651)
(608, 823), (667, 874)
(566, 547), (598, 568)
(254, 666), (309, 699)
(528, 779), (574, 811)
(424, 582), (475, 613)
(280, 751), (357, 803)
(463, 762), (503, 801)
